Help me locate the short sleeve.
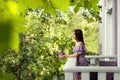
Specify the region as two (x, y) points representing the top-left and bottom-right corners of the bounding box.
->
(73, 46), (86, 55)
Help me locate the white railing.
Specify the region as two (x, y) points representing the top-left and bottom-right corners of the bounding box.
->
(63, 55), (120, 80)
(86, 55), (117, 66)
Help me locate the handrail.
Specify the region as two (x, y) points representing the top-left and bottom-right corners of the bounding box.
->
(86, 55), (117, 65)
(85, 55), (117, 59)
(63, 56), (119, 73)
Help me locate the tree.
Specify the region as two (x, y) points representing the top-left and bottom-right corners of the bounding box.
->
(0, 0), (99, 80)
(0, 0), (100, 53)
(0, 9), (99, 80)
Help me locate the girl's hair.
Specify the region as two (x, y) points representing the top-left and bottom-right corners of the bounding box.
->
(74, 29), (85, 45)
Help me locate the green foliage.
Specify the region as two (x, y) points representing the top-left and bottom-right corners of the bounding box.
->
(68, 12), (99, 53)
(0, 0), (100, 79)
(0, 0), (25, 53)
(72, 0), (99, 13)
(0, 0), (100, 53)
(51, 0), (70, 12)
(18, 0), (46, 10)
(0, 72), (15, 80)
(0, 9), (99, 80)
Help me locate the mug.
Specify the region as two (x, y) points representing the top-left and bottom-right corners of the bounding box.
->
(59, 51), (65, 56)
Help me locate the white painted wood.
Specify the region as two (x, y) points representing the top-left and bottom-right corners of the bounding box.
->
(99, 0), (117, 61)
(63, 58), (76, 80)
(114, 73), (120, 80)
(86, 55), (117, 59)
(100, 0), (115, 56)
(90, 58), (96, 65)
(63, 0), (120, 79)
(112, 0), (116, 55)
(63, 58), (120, 72)
(98, 73), (106, 80)
(64, 72), (74, 80)
(99, 0), (103, 55)
(101, 0), (106, 55)
(81, 73), (89, 80)
(63, 58), (120, 80)
(105, 0), (115, 56)
(113, 0), (118, 56)
(63, 58), (76, 72)
(117, 0), (120, 67)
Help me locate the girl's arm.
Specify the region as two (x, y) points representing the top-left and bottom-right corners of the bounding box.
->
(59, 53), (79, 58)
(65, 53), (78, 57)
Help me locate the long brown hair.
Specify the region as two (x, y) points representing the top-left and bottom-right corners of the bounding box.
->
(74, 29), (85, 45)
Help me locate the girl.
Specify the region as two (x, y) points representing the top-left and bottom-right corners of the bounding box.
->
(59, 29), (88, 80)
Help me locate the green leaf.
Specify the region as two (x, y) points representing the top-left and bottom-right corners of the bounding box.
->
(74, 1), (82, 13)
(69, 0), (78, 6)
(0, 72), (15, 80)
(0, 18), (23, 52)
(44, 5), (56, 16)
(17, 0), (47, 11)
(10, 32), (20, 52)
(0, 0), (26, 52)
(84, 0), (92, 10)
(50, 0), (70, 12)
(92, 4), (99, 12)
(84, 0), (89, 8)
(91, 0), (99, 12)
(0, 19), (13, 50)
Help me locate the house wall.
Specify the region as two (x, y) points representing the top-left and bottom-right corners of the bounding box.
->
(100, 0), (116, 56)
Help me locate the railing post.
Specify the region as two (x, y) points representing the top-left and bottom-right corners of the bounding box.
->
(63, 56), (118, 80)
(63, 58), (76, 80)
(90, 58), (96, 66)
(81, 72), (89, 80)
(98, 73), (106, 80)
(64, 72), (74, 80)
(114, 73), (120, 80)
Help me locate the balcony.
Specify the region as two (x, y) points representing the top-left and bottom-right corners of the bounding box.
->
(63, 55), (120, 80)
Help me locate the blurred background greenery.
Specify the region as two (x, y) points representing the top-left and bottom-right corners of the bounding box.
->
(0, 0), (100, 80)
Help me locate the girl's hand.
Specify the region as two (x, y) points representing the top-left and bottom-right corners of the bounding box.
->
(59, 54), (66, 58)
(59, 51), (65, 58)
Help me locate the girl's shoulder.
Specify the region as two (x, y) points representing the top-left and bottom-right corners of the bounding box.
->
(73, 45), (86, 52)
(74, 41), (86, 50)
(79, 42), (83, 46)
(74, 44), (86, 50)
(77, 42), (85, 47)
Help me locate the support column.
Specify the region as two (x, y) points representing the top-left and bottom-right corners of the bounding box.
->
(101, 0), (115, 56)
(117, 0), (120, 66)
(100, 0), (105, 55)
(99, 0), (103, 54)
(113, 0), (118, 56)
